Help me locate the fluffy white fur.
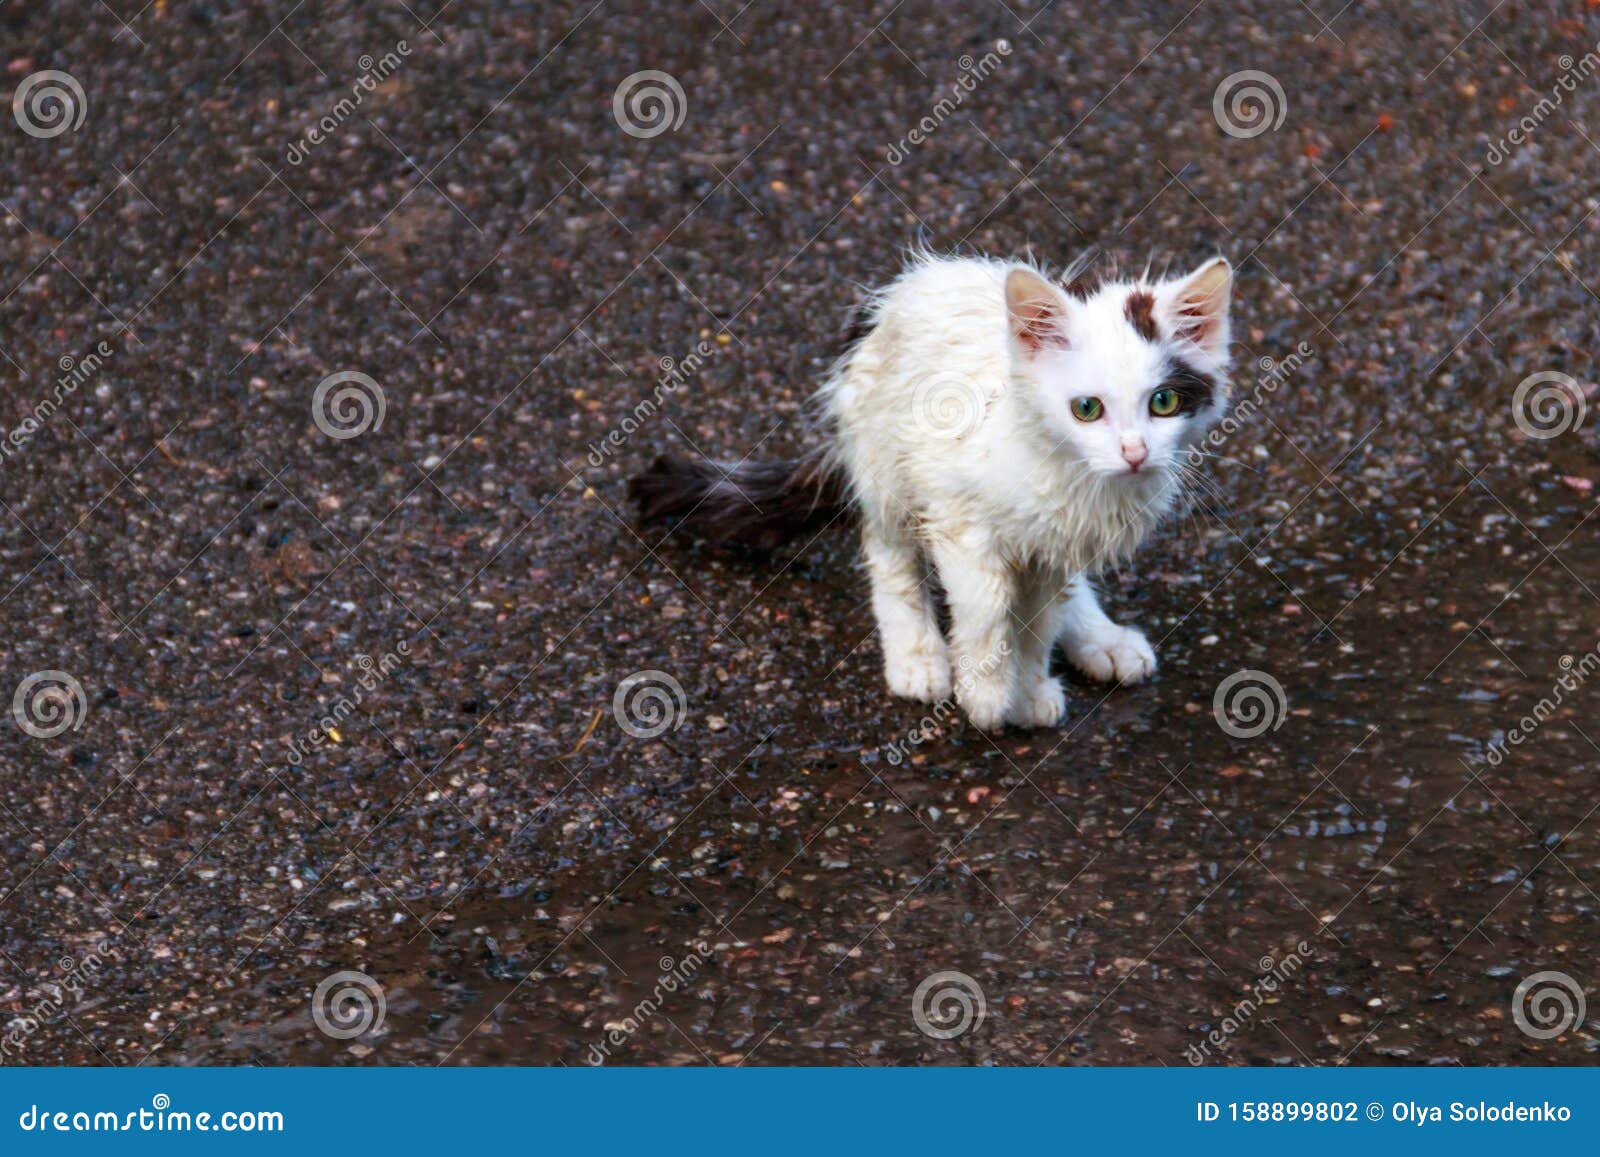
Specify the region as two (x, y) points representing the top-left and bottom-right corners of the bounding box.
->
(818, 253), (1232, 729)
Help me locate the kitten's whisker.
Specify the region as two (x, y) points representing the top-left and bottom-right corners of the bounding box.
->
(1202, 449), (1267, 476)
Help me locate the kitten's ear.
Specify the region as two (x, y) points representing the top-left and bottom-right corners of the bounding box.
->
(1159, 257), (1232, 361)
(1005, 268), (1070, 354)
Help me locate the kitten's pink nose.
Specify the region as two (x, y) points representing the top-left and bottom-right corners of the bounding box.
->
(1121, 438), (1148, 471)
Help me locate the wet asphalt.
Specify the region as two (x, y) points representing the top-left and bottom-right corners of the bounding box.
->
(1, 0), (1599, 1066)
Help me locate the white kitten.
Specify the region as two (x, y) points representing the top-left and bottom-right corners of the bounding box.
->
(632, 252), (1233, 728)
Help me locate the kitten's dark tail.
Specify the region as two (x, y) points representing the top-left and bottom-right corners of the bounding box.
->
(628, 453), (851, 550)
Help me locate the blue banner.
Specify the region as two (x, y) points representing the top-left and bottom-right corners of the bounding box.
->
(0, 1068), (1594, 1153)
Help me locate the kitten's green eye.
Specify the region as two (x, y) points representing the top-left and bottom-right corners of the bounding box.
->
(1149, 388), (1180, 417)
(1071, 396), (1104, 422)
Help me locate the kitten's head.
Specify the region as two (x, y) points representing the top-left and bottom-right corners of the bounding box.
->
(1004, 258), (1232, 481)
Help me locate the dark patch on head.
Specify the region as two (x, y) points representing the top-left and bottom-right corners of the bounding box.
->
(1062, 277), (1095, 302)
(839, 298), (872, 348)
(1124, 290), (1158, 342)
(1161, 360), (1217, 414)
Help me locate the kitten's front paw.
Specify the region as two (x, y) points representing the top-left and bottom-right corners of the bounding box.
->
(1011, 676), (1067, 728)
(1066, 624), (1157, 684)
(884, 643), (953, 704)
(958, 678), (1012, 731)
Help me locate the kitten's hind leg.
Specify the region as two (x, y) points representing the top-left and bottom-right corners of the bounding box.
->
(864, 518), (950, 704)
(1059, 577), (1156, 684)
(1011, 566), (1070, 727)
(926, 532), (1018, 730)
